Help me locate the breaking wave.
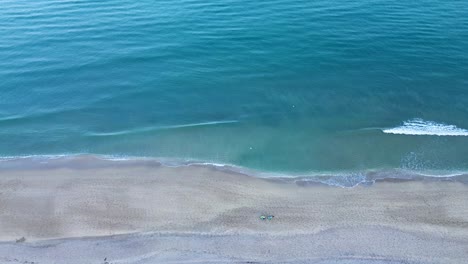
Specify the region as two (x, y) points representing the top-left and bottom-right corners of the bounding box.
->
(86, 120), (239, 137)
(383, 119), (468, 136)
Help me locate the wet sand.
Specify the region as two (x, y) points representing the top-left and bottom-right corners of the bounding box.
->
(0, 158), (467, 263)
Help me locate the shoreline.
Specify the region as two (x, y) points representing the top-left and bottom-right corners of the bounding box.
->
(1, 156), (467, 263)
(1, 154), (467, 187)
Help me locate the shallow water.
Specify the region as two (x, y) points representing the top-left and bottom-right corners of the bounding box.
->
(1, 0), (468, 173)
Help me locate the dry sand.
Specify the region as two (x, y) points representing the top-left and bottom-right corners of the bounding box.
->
(0, 158), (467, 263)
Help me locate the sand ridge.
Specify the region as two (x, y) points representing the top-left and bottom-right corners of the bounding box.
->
(0, 161), (467, 263)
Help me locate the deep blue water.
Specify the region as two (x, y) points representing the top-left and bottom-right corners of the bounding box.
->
(1, 0), (468, 173)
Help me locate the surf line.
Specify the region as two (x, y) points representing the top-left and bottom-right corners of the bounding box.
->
(383, 119), (468, 136)
(86, 120), (240, 137)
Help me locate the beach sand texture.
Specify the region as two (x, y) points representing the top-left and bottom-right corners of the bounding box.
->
(0, 159), (467, 263)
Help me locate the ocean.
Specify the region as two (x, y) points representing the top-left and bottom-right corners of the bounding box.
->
(1, 0), (468, 176)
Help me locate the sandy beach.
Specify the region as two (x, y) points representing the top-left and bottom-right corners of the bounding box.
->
(0, 157), (467, 263)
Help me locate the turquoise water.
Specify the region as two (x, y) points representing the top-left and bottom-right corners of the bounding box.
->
(1, 0), (468, 174)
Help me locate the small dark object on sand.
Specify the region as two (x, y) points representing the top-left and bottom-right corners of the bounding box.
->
(16, 237), (26, 243)
(260, 215), (274, 220)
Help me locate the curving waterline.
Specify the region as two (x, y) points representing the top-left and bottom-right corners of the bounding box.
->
(383, 118), (468, 136)
(0, 154), (466, 188)
(86, 120), (239, 137)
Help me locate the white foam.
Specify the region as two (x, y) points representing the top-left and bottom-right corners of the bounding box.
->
(383, 119), (468, 136)
(87, 120), (239, 137)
